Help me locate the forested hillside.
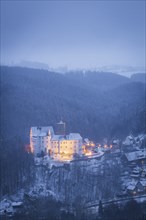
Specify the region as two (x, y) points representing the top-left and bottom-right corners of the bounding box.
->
(0, 66), (145, 143)
(131, 73), (146, 83)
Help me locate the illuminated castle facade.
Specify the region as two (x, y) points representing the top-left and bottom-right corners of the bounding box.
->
(30, 121), (83, 160)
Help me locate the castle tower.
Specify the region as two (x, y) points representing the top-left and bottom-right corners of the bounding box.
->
(56, 120), (66, 135)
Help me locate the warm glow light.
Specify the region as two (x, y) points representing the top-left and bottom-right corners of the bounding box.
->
(25, 144), (34, 153)
(57, 153), (73, 161)
(82, 145), (86, 150)
(30, 145), (34, 153)
(30, 128), (34, 153)
(85, 151), (92, 156)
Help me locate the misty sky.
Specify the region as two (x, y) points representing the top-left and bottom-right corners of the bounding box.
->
(1, 0), (145, 70)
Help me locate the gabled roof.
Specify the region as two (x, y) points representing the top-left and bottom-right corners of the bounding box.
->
(126, 180), (138, 190)
(31, 126), (54, 137)
(68, 133), (82, 140)
(51, 133), (82, 141)
(125, 150), (146, 162)
(140, 180), (146, 187)
(51, 135), (64, 141)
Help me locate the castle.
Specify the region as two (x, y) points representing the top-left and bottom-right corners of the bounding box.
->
(30, 121), (83, 160)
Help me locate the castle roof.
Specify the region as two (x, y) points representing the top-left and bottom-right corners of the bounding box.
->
(51, 133), (82, 141)
(51, 135), (63, 141)
(68, 133), (82, 140)
(31, 126), (54, 137)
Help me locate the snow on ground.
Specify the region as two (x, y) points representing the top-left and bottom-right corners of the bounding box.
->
(0, 192), (24, 217)
(28, 184), (58, 199)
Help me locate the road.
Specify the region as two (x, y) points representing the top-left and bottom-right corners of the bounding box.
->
(85, 194), (146, 209)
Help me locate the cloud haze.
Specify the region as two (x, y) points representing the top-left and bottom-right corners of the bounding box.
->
(1, 1), (145, 70)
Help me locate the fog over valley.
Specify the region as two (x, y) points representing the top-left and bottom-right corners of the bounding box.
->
(0, 0), (146, 219)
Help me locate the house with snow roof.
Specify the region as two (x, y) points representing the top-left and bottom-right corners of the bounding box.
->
(126, 180), (146, 195)
(124, 150), (146, 163)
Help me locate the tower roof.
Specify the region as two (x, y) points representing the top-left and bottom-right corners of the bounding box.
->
(57, 120), (65, 125)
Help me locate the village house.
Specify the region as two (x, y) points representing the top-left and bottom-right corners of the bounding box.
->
(123, 150), (146, 166)
(126, 180), (146, 195)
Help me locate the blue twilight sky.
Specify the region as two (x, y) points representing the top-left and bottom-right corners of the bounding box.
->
(0, 0), (145, 70)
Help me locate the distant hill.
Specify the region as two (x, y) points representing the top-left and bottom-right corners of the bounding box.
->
(65, 71), (131, 91)
(0, 66), (145, 143)
(131, 73), (146, 83)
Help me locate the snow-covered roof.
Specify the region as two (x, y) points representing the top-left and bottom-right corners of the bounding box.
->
(113, 139), (119, 144)
(133, 166), (141, 172)
(127, 185), (136, 191)
(84, 138), (89, 143)
(125, 150), (146, 162)
(126, 180), (138, 191)
(68, 133), (82, 140)
(128, 135), (134, 140)
(57, 120), (65, 125)
(51, 133), (82, 141)
(138, 134), (146, 140)
(140, 180), (146, 187)
(0, 200), (11, 211)
(31, 126), (54, 137)
(12, 202), (23, 207)
(51, 135), (64, 141)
